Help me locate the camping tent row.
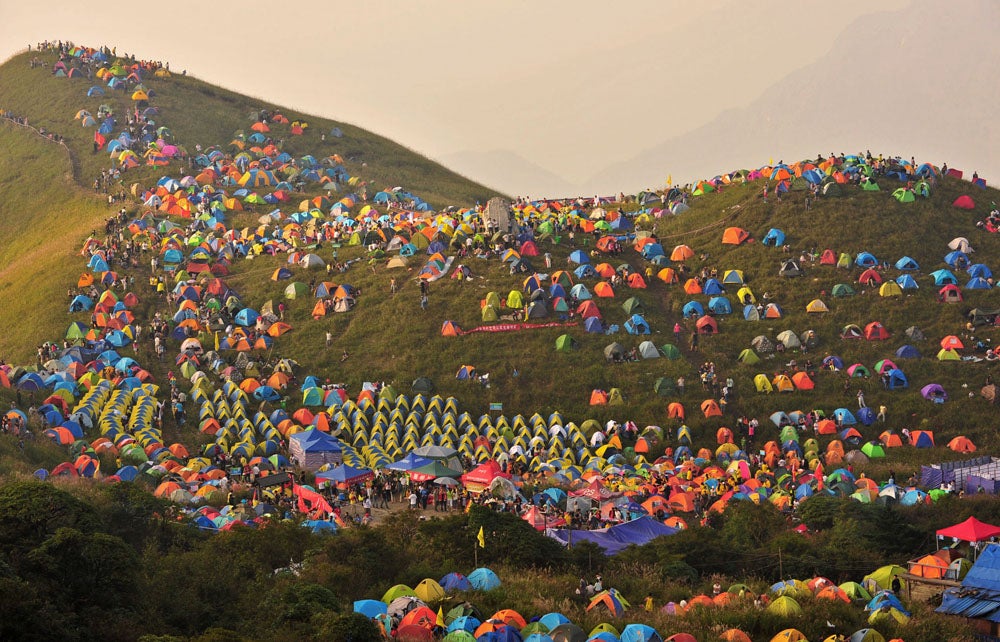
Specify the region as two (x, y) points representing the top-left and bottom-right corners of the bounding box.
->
(194, 383), (631, 471)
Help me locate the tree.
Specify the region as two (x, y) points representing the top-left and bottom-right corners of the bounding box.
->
(0, 481), (98, 561)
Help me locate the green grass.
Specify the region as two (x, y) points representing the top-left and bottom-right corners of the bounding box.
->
(2, 47), (1000, 478)
(0, 123), (109, 361)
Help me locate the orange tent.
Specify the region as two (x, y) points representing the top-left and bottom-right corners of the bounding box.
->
(668, 492), (694, 512)
(594, 282), (615, 298)
(594, 263), (616, 278)
(791, 373), (814, 390)
(816, 419), (837, 435)
(910, 554), (948, 579)
(948, 436), (976, 453)
(701, 399), (723, 417)
(657, 267), (679, 284)
(667, 402), (685, 419)
(670, 245), (695, 261)
(664, 516), (687, 529)
(590, 390), (609, 405)
(880, 431), (904, 447)
(816, 586), (851, 603)
(722, 227), (750, 245)
(683, 279), (703, 295)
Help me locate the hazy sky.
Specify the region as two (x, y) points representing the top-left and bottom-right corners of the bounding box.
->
(2, 0), (954, 196)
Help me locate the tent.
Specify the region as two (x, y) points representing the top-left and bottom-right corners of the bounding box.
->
(555, 335), (576, 352)
(953, 195), (976, 209)
(936, 516), (1000, 543)
(288, 429), (343, 471)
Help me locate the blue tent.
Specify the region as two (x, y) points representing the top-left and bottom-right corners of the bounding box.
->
(966, 277), (992, 290)
(855, 252), (879, 267)
(944, 250), (969, 267)
(620, 624), (664, 642)
(931, 269), (957, 285)
(468, 567), (502, 590)
(303, 520), (338, 534)
(708, 296), (732, 315)
(886, 368), (909, 389)
(895, 345), (920, 359)
(894, 256), (919, 270)
(234, 308), (259, 326)
(682, 301), (704, 318)
(573, 264), (596, 279)
(968, 264), (993, 279)
(833, 408), (857, 425)
(440, 572), (473, 592)
(640, 243), (664, 260)
(856, 407), (876, 425)
(315, 464), (373, 484)
(624, 314), (650, 335)
(583, 317), (604, 333)
(895, 274), (919, 290)
(702, 278), (724, 295)
(69, 295), (93, 312)
(386, 452), (434, 471)
(353, 599), (388, 618)
(763, 228), (785, 246)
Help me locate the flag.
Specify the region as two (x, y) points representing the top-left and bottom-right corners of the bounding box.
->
(436, 607), (445, 627)
(477, 526), (485, 549)
(667, 174), (672, 186)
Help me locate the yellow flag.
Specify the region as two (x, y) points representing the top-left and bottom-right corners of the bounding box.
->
(477, 526), (485, 548)
(436, 606), (446, 627)
(667, 174), (672, 186)
(214, 331), (220, 351)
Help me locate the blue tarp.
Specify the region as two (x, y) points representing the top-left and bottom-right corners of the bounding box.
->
(548, 516), (677, 554)
(938, 544), (1000, 622)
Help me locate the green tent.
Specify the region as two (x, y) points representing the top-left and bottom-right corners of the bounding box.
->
(861, 442), (886, 459)
(832, 283), (856, 297)
(555, 334), (575, 352)
(862, 180), (880, 191)
(284, 282), (309, 299)
(738, 348), (760, 364)
(654, 377), (676, 396)
(622, 297), (644, 315)
(767, 595), (802, 617)
(892, 188), (915, 203)
(661, 344), (682, 360)
(412, 377), (435, 394)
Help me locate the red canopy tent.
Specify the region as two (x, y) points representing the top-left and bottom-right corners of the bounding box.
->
(937, 516), (1000, 546)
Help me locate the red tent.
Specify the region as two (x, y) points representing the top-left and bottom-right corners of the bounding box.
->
(460, 460), (510, 493)
(936, 516), (1000, 543)
(953, 194), (976, 209)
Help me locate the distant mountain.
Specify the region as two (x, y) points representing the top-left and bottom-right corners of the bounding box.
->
(436, 149), (579, 200)
(588, 0), (1000, 193)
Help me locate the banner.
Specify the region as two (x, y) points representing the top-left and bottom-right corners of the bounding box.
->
(460, 321), (577, 335)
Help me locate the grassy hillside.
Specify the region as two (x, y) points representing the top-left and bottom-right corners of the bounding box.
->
(1, 44), (999, 474)
(0, 123), (109, 360)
